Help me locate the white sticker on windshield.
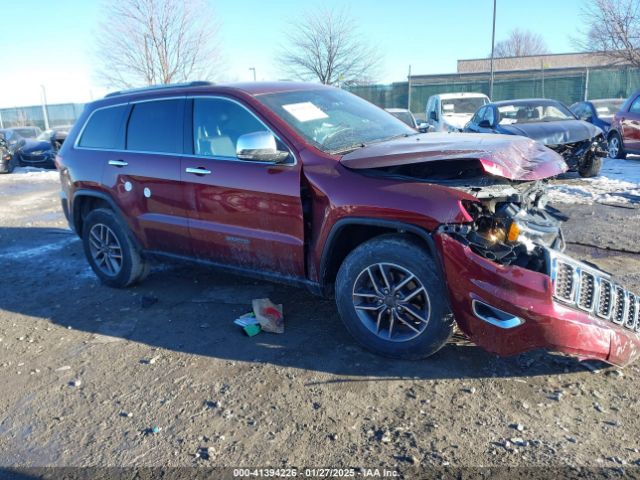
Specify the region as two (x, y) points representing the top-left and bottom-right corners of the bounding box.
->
(442, 104), (454, 111)
(498, 105), (516, 113)
(282, 102), (329, 122)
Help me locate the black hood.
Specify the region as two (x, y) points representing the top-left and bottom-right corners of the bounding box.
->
(20, 139), (52, 153)
(499, 119), (602, 146)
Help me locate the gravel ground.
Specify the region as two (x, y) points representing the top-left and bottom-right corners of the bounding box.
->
(0, 165), (639, 477)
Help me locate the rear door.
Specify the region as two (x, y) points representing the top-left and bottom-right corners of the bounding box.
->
(622, 95), (640, 151)
(101, 97), (192, 256)
(181, 96), (305, 278)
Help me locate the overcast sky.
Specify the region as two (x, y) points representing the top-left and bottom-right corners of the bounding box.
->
(0, 0), (586, 108)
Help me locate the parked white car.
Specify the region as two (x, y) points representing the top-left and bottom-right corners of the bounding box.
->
(425, 92), (490, 132)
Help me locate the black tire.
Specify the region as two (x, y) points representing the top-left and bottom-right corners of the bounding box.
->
(82, 208), (148, 288)
(608, 132), (626, 159)
(335, 234), (453, 360)
(578, 153), (602, 178)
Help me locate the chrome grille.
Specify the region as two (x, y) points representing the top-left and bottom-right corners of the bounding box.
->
(553, 262), (576, 302)
(612, 287), (626, 325)
(550, 251), (639, 334)
(626, 293), (638, 330)
(597, 279), (613, 319)
(577, 271), (596, 310)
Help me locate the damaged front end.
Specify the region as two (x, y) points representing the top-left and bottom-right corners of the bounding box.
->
(548, 133), (607, 176)
(434, 182), (640, 367)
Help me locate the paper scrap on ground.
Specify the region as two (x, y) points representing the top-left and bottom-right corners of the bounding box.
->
(252, 298), (284, 334)
(233, 312), (258, 328)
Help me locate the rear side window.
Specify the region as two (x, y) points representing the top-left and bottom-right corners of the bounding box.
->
(78, 105), (128, 149)
(127, 99), (183, 153)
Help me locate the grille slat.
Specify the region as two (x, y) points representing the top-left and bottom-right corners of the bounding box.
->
(551, 254), (639, 334)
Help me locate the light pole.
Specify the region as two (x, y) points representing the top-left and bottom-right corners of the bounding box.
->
(249, 67), (257, 81)
(489, 0), (497, 100)
(40, 85), (50, 130)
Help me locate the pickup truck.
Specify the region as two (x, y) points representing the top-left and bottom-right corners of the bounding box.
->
(56, 81), (640, 366)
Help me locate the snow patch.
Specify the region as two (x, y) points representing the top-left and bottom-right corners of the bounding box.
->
(0, 167), (58, 183)
(548, 157), (640, 205)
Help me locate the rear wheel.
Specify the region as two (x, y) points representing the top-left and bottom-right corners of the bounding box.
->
(608, 132), (626, 159)
(82, 208), (148, 288)
(335, 235), (453, 360)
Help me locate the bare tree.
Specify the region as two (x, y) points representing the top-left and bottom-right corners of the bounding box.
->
(577, 0), (640, 67)
(95, 0), (222, 88)
(493, 29), (549, 58)
(278, 7), (380, 86)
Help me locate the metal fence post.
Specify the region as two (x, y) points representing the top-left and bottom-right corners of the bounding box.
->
(407, 65), (412, 112)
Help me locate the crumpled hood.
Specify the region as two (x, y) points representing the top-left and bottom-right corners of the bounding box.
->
(340, 132), (567, 181)
(499, 119), (602, 146)
(443, 114), (472, 130)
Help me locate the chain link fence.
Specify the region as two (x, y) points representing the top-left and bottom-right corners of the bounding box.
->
(0, 103), (85, 130)
(348, 66), (640, 115)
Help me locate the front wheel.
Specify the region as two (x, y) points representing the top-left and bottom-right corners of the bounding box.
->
(335, 235), (453, 360)
(578, 153), (602, 178)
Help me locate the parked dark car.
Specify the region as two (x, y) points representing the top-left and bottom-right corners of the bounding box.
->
(0, 135), (17, 173)
(464, 99), (607, 177)
(605, 90), (640, 159)
(0, 129), (27, 173)
(570, 99), (624, 134)
(56, 81), (640, 366)
(17, 127), (70, 168)
(385, 108), (429, 132)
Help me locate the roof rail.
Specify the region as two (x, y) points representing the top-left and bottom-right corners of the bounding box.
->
(104, 81), (213, 98)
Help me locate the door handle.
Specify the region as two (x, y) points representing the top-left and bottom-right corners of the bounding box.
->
(185, 167), (212, 175)
(108, 160), (128, 167)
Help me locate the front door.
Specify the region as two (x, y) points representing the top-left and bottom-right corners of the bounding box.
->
(182, 96), (305, 278)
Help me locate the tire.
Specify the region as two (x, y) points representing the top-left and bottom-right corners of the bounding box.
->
(608, 132), (626, 159)
(82, 208), (148, 288)
(578, 153), (602, 178)
(335, 234), (453, 360)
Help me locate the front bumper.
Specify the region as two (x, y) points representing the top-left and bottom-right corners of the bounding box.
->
(435, 233), (640, 367)
(19, 151), (55, 168)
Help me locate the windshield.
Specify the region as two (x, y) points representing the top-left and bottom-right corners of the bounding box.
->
(37, 130), (53, 141)
(258, 89), (415, 154)
(591, 99), (624, 119)
(441, 97), (488, 115)
(14, 128), (39, 138)
(497, 102), (574, 124)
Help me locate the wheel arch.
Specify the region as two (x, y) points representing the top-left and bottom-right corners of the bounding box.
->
(319, 218), (440, 296)
(71, 190), (141, 249)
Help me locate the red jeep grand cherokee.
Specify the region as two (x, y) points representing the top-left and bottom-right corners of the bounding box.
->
(56, 82), (640, 366)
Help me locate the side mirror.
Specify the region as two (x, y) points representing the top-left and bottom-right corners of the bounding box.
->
(417, 122), (429, 133)
(236, 131), (290, 163)
(429, 111), (438, 121)
(478, 119), (492, 128)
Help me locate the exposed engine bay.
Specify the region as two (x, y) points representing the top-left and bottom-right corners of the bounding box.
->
(357, 161), (563, 275)
(438, 180), (563, 275)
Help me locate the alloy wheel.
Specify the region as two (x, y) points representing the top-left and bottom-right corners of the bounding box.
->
(88, 223), (123, 276)
(352, 262), (431, 342)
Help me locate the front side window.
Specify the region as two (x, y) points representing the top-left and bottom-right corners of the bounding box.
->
(127, 99), (183, 153)
(193, 98), (269, 158)
(79, 105), (128, 149)
(484, 107), (495, 126)
(471, 107), (484, 125)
